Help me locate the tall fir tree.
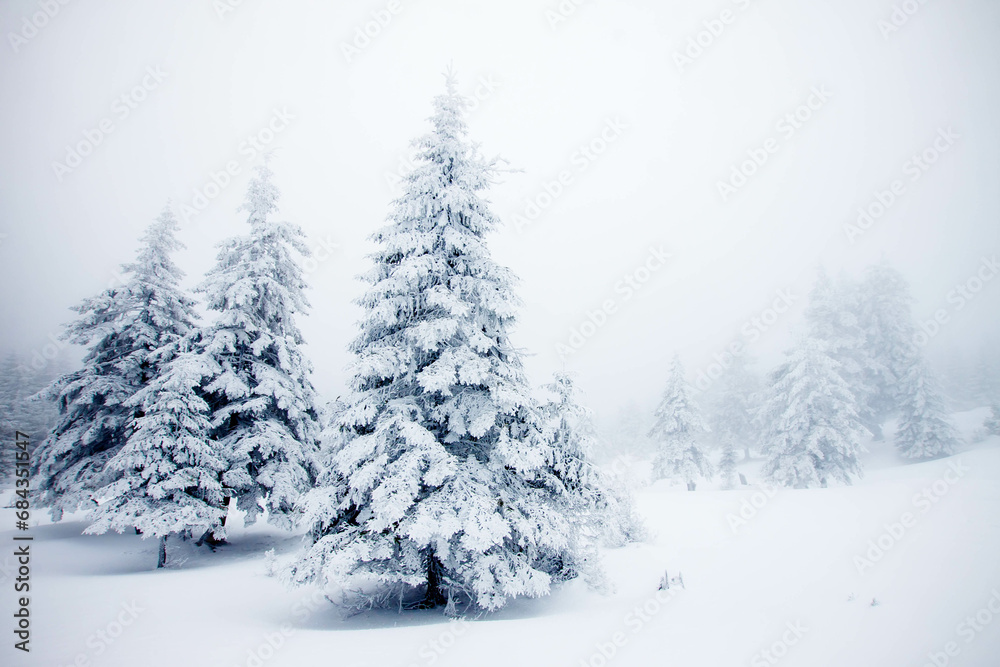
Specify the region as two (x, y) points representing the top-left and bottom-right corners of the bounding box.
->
(855, 261), (919, 426)
(717, 441), (739, 490)
(197, 162), (321, 530)
(758, 336), (869, 488)
(33, 206), (197, 520)
(707, 350), (761, 485)
(853, 261), (962, 459)
(79, 209), (225, 566)
(649, 354), (713, 490)
(894, 357), (961, 459)
(287, 75), (583, 612)
(804, 269), (879, 437)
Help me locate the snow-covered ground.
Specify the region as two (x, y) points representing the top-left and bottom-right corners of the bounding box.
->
(4, 409), (999, 667)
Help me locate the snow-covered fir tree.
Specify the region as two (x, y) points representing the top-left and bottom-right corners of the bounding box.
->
(758, 336), (869, 488)
(85, 339), (226, 568)
(649, 354), (713, 491)
(287, 75), (585, 612)
(539, 371), (644, 548)
(717, 441), (739, 490)
(196, 162), (321, 530)
(894, 356), (961, 459)
(855, 261), (919, 427)
(805, 269), (879, 437)
(33, 206), (197, 520)
(707, 350), (761, 488)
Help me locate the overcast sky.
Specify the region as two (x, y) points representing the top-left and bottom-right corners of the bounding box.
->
(1, 0), (997, 419)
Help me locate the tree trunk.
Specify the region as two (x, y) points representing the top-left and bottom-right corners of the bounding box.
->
(687, 481), (696, 491)
(220, 496), (232, 528)
(195, 530), (226, 550)
(420, 551), (448, 609)
(157, 535), (167, 569)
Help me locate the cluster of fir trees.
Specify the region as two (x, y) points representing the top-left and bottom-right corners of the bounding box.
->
(647, 263), (964, 491)
(30, 76), (640, 609)
(0, 354), (62, 483)
(33, 161), (321, 566)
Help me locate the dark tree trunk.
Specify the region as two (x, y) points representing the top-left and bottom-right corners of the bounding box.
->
(420, 551), (448, 609)
(157, 535), (167, 569)
(195, 530), (226, 550)
(220, 496), (232, 528)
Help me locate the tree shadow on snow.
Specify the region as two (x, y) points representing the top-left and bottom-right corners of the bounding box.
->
(25, 520), (306, 577)
(289, 579), (589, 632)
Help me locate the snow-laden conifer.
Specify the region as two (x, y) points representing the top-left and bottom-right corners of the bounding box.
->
(34, 206), (197, 520)
(894, 357), (961, 459)
(197, 162), (321, 529)
(759, 337), (869, 488)
(287, 75), (581, 611)
(649, 355), (713, 490)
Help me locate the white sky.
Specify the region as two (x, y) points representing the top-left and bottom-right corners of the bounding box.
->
(1, 0), (998, 419)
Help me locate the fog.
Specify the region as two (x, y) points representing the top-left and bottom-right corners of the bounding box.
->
(2, 0), (998, 420)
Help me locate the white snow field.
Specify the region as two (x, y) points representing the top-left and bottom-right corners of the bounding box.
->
(5, 409), (999, 667)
